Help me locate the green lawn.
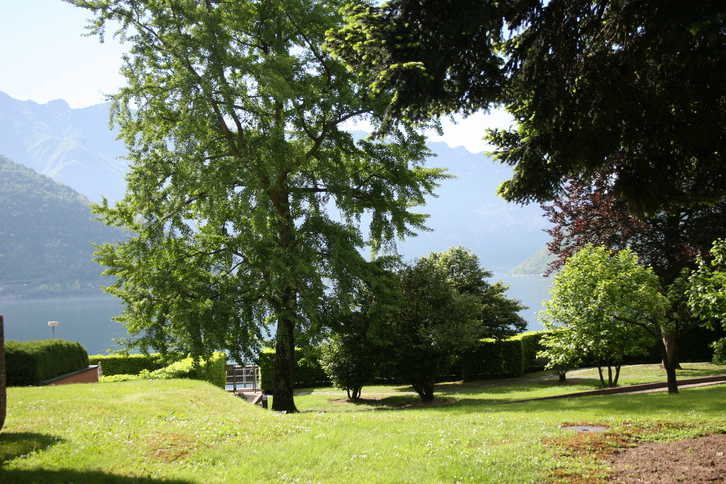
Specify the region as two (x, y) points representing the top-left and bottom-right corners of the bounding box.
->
(1, 363), (725, 483)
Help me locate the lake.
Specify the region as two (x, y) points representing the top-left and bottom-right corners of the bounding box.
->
(0, 275), (553, 354)
(1, 294), (127, 355)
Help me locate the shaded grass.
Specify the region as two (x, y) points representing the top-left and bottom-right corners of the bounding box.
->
(1, 363), (724, 483)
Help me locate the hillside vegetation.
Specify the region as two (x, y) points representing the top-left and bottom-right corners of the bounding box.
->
(0, 155), (125, 298)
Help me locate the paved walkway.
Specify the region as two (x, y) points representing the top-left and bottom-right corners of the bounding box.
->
(506, 375), (726, 403)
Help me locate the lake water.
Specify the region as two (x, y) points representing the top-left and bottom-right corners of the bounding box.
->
(0, 275), (553, 354)
(1, 294), (127, 355)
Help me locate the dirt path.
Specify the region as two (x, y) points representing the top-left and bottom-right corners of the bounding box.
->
(609, 434), (726, 483)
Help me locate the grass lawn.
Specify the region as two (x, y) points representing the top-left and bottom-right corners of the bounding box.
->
(1, 363), (725, 483)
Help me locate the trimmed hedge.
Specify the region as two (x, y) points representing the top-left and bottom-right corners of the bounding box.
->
(259, 348), (329, 393)
(6, 339), (89, 386)
(88, 353), (170, 376)
(509, 330), (550, 372)
(461, 338), (524, 380)
(142, 352), (227, 388)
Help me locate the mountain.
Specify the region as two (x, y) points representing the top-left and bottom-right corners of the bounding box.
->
(0, 91), (126, 203)
(511, 247), (557, 276)
(397, 142), (550, 271)
(0, 91), (550, 274)
(0, 155), (126, 298)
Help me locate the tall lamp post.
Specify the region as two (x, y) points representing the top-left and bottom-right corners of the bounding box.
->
(48, 320), (59, 338)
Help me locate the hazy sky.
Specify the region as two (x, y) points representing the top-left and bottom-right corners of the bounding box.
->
(0, 1), (512, 153)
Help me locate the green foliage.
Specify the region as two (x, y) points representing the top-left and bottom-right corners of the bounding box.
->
(5, 339), (89, 386)
(258, 349), (328, 393)
(140, 352), (227, 388)
(711, 338), (726, 365)
(509, 330), (550, 372)
(688, 238), (726, 331)
(319, 336), (375, 401)
(88, 353), (173, 376)
(427, 247), (527, 339)
(0, 155), (125, 297)
(73, 0), (445, 412)
(330, 1), (726, 211)
(460, 338), (523, 380)
(384, 255), (480, 400)
(540, 246), (665, 386)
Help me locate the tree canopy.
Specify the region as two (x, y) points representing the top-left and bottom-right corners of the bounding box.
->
(74, 0), (445, 412)
(427, 247), (526, 339)
(328, 0), (726, 211)
(540, 245), (665, 387)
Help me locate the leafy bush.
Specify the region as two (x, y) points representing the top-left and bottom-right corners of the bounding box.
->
(320, 336), (376, 401)
(88, 353), (174, 376)
(142, 352), (227, 388)
(712, 338), (726, 365)
(6, 339), (89, 386)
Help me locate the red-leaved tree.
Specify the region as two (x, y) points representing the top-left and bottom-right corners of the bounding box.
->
(542, 175), (726, 393)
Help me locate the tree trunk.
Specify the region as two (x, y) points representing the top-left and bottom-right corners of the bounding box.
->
(662, 331), (679, 394)
(272, 312), (297, 412)
(0, 315), (5, 432)
(558, 371), (567, 383)
(597, 366), (605, 387)
(614, 365), (621, 386)
(607, 365), (613, 386)
(413, 381), (434, 402)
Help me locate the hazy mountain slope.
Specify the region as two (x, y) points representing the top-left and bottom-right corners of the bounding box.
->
(0, 155), (126, 298)
(511, 247), (556, 276)
(398, 143), (550, 271)
(0, 91), (126, 203)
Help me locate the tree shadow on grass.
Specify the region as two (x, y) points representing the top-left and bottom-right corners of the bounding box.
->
(0, 432), (63, 465)
(0, 469), (192, 483)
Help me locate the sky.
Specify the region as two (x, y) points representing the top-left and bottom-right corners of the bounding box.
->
(0, 1), (513, 154)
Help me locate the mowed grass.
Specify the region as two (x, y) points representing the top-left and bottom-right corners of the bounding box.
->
(1, 363), (725, 483)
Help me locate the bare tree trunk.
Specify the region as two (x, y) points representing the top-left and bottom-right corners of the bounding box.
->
(0, 315), (5, 432)
(272, 311), (297, 412)
(607, 365), (613, 386)
(662, 331), (679, 394)
(558, 371), (567, 383)
(614, 365), (621, 386)
(413, 381), (434, 402)
(597, 366), (605, 387)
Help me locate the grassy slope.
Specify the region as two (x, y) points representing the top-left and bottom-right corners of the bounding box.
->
(1, 364), (725, 483)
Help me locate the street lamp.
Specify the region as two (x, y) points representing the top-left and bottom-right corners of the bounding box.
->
(48, 321), (59, 338)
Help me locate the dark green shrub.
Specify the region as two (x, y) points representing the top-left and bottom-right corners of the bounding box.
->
(88, 353), (172, 376)
(509, 330), (550, 372)
(258, 348), (329, 393)
(6, 339), (89, 386)
(320, 336), (376, 401)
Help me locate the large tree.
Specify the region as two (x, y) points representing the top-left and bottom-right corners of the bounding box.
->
(542, 175), (726, 382)
(386, 256), (480, 401)
(540, 246), (665, 387)
(328, 0), (726, 211)
(74, 0), (445, 412)
(427, 247), (526, 339)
